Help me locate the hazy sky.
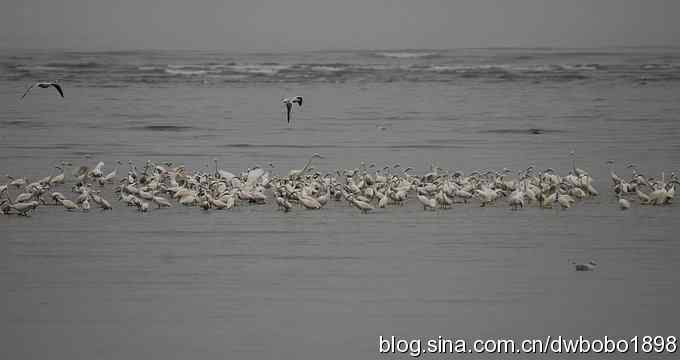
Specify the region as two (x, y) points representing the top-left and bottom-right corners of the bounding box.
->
(3, 0), (678, 51)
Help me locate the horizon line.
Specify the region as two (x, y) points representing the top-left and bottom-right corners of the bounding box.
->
(2, 44), (679, 55)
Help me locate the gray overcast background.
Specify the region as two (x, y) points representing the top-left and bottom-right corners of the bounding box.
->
(2, 0), (679, 51)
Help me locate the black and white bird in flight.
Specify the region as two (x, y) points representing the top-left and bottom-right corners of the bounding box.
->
(291, 95), (303, 108)
(281, 96), (303, 125)
(21, 81), (64, 99)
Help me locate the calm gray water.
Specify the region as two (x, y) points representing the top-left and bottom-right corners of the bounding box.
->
(1, 49), (680, 359)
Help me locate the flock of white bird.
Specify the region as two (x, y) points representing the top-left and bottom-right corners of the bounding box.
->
(2, 152), (677, 222)
(10, 84), (678, 272)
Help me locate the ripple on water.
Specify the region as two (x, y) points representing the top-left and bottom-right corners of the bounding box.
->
(131, 125), (197, 132)
(481, 128), (567, 135)
(217, 143), (466, 149)
(0, 120), (47, 129)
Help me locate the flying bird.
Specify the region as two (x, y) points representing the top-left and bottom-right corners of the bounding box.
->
(21, 81), (64, 99)
(281, 96), (303, 125)
(282, 98), (293, 124)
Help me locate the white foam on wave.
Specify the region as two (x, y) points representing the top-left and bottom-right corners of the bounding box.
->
(428, 64), (504, 72)
(425, 64), (591, 73)
(164, 68), (207, 76)
(218, 74), (249, 80)
(559, 64), (600, 71)
(228, 64), (291, 75)
(138, 66), (163, 71)
(309, 65), (346, 73)
(16, 65), (66, 72)
(167, 64), (198, 70)
(375, 52), (438, 59)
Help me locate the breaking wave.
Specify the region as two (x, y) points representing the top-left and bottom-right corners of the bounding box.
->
(3, 48), (680, 85)
(373, 52), (440, 59)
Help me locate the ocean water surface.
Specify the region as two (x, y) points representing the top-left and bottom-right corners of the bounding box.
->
(1, 48), (679, 359)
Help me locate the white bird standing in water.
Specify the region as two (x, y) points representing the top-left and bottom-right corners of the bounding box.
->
(50, 165), (66, 185)
(7, 175), (27, 188)
(100, 161), (122, 184)
(90, 161), (105, 179)
(59, 199), (79, 211)
(289, 153), (323, 178)
(276, 195), (292, 212)
(617, 191), (631, 210)
(21, 81), (64, 99)
(569, 150), (586, 177)
(348, 194), (374, 213)
(9, 201), (39, 216)
(417, 194), (437, 211)
(81, 198), (91, 212)
(606, 160), (621, 185)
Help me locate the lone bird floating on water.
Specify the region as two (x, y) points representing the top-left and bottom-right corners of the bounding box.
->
(572, 260), (597, 271)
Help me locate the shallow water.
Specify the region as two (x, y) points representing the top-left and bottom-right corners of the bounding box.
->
(2, 49), (680, 359)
